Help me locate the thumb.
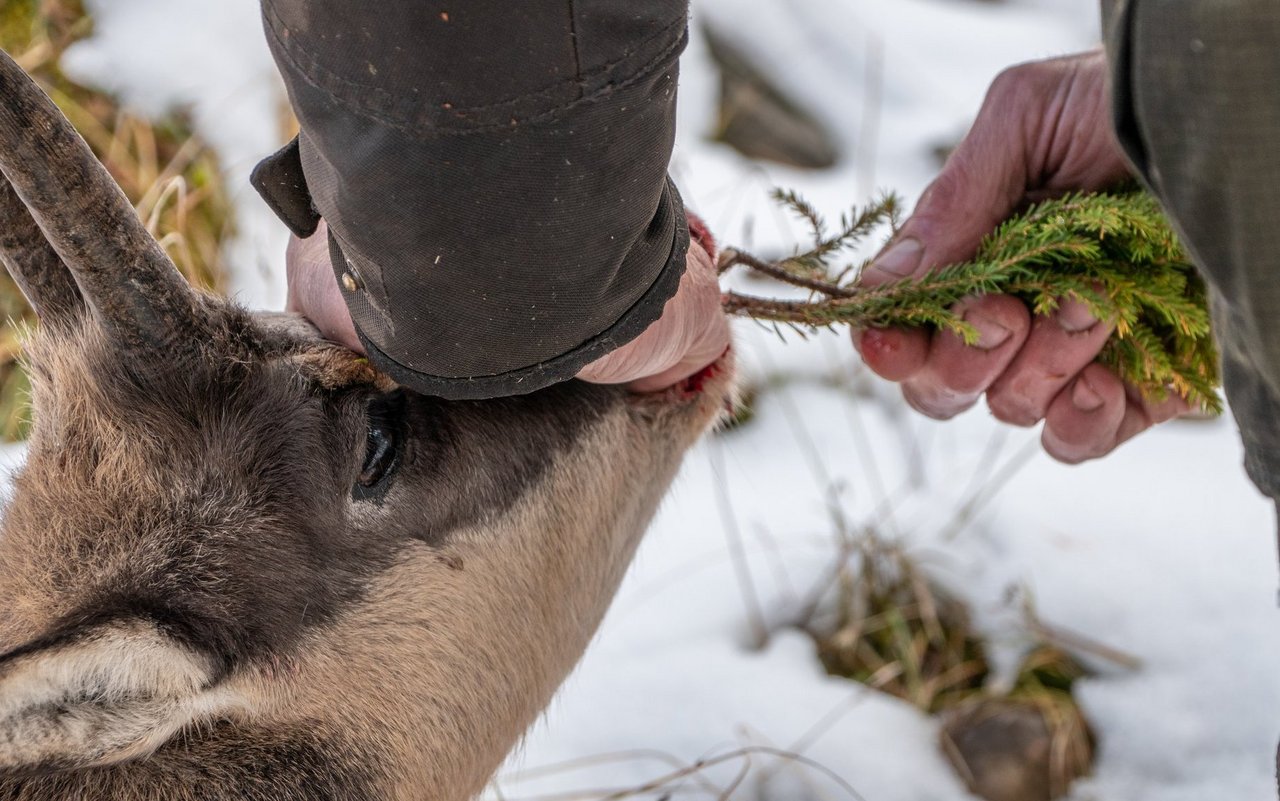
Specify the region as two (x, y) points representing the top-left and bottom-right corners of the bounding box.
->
(861, 104), (1028, 287)
(285, 220), (364, 352)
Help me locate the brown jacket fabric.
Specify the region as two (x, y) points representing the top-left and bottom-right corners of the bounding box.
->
(254, 1), (690, 399)
(1106, 0), (1280, 504)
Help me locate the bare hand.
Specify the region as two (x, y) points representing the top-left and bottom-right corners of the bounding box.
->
(576, 218), (730, 392)
(854, 49), (1190, 463)
(285, 220), (362, 352)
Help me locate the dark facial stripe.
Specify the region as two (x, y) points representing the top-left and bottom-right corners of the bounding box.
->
(385, 378), (619, 545)
(34, 340), (621, 680)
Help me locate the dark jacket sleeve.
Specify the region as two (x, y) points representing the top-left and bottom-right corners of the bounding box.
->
(1104, 0), (1280, 502)
(253, 1), (690, 399)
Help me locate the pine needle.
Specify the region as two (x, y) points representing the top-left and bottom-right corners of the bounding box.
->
(721, 189), (1222, 414)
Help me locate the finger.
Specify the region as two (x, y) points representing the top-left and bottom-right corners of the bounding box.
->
(1041, 364), (1128, 463)
(1114, 384), (1192, 447)
(986, 297), (1113, 426)
(579, 237), (731, 391)
(1044, 370), (1194, 463)
(859, 148), (1022, 286)
(624, 324), (729, 392)
(855, 326), (930, 382)
(860, 79), (1038, 288)
(285, 221), (363, 353)
(853, 88), (1026, 382)
(901, 294), (1031, 419)
(861, 52), (1128, 290)
(623, 312), (730, 393)
(853, 79), (1032, 383)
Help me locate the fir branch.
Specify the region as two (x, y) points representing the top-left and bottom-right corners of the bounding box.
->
(721, 190), (1222, 414)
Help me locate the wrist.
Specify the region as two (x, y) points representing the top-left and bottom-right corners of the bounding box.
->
(577, 215), (730, 392)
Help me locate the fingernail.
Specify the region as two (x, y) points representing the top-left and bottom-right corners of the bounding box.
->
(962, 311), (1011, 350)
(868, 237), (924, 280)
(1056, 297), (1099, 333)
(1072, 375), (1104, 412)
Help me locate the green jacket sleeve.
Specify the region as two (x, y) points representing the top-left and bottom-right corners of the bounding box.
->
(1105, 0), (1280, 502)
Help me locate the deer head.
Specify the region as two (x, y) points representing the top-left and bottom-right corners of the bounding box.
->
(0, 49), (732, 801)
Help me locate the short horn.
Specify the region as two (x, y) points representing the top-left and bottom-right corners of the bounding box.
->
(0, 48), (196, 348)
(0, 175), (84, 327)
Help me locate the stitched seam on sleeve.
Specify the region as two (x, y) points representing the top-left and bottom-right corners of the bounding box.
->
(567, 0), (584, 101)
(263, 4), (687, 136)
(263, 3), (682, 110)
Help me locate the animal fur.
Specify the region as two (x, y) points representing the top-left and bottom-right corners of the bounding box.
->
(0, 45), (734, 801)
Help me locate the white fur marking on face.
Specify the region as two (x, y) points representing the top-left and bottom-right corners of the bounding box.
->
(0, 620), (243, 770)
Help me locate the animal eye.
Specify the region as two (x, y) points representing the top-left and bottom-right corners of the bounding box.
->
(354, 391), (404, 501)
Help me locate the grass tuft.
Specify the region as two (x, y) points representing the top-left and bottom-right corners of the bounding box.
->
(0, 0), (234, 440)
(810, 536), (989, 714)
(805, 532), (1108, 800)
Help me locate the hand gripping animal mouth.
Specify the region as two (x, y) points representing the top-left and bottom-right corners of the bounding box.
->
(0, 47), (733, 801)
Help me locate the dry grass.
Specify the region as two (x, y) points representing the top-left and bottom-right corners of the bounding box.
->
(710, 353), (1116, 799)
(809, 536), (989, 714)
(938, 646), (1095, 801)
(1007, 646), (1095, 795)
(0, 0), (234, 439)
(491, 745), (867, 801)
(804, 530), (1103, 800)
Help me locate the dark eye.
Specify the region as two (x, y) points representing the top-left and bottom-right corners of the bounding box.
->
(354, 391), (405, 501)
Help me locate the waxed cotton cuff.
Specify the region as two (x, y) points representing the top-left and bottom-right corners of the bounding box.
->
(331, 194), (689, 400)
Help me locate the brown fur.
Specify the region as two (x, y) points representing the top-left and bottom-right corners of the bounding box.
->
(0, 294), (733, 801)
(0, 44), (735, 799)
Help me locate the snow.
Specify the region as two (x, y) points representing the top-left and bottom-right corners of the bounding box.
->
(44, 1), (1280, 799)
(62, 0), (291, 309)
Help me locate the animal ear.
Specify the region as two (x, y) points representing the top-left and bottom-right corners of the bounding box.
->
(0, 176), (84, 327)
(0, 619), (219, 772)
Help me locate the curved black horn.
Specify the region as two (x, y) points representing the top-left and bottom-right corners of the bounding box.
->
(0, 176), (84, 327)
(0, 48), (196, 348)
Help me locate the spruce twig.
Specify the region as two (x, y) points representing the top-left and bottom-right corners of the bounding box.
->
(721, 189), (1222, 414)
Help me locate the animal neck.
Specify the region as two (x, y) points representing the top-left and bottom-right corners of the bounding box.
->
(257, 416), (685, 800)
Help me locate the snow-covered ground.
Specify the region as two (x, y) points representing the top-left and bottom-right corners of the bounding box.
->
(49, 1), (1280, 799)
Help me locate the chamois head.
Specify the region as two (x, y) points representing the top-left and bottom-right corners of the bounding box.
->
(0, 50), (732, 800)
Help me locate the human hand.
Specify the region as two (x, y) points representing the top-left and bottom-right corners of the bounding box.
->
(285, 217), (731, 394)
(285, 219), (362, 352)
(854, 49), (1190, 463)
(576, 215), (730, 392)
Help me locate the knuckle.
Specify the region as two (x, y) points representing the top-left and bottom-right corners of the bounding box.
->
(902, 385), (973, 421)
(901, 381), (977, 422)
(938, 372), (988, 398)
(928, 348), (1003, 396)
(988, 58), (1062, 104)
(1042, 438), (1093, 465)
(986, 391), (1042, 427)
(915, 165), (969, 222)
(982, 293), (1034, 325)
